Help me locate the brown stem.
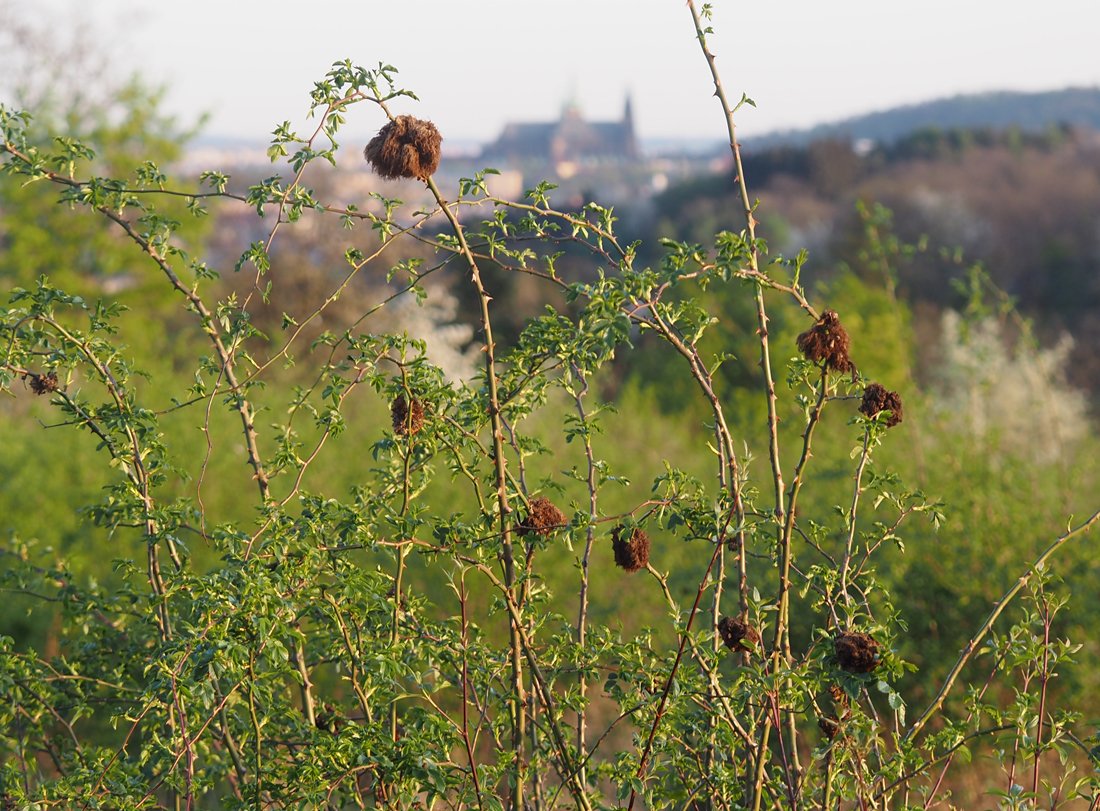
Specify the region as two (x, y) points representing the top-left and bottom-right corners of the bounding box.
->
(389, 366), (416, 747)
(838, 431), (874, 614)
(875, 724), (1016, 803)
(906, 508), (1100, 742)
(43, 318), (179, 635)
(570, 367), (598, 787)
(457, 575), (486, 811)
(684, 3), (800, 800)
(627, 541), (725, 810)
(647, 565), (754, 748)
(90, 199), (271, 507)
(422, 171), (525, 810)
(3, 136), (259, 515)
(920, 646), (1011, 807)
(456, 555), (592, 811)
(1032, 591), (1053, 799)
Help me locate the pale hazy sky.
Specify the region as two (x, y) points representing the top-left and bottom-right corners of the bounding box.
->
(8, 1), (1100, 145)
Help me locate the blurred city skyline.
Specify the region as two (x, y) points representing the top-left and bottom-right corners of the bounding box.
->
(5, 0), (1100, 146)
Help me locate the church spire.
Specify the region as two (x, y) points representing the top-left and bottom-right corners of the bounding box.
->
(622, 92), (638, 157)
(623, 92), (634, 128)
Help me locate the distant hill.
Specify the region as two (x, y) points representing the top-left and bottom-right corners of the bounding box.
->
(749, 87), (1100, 148)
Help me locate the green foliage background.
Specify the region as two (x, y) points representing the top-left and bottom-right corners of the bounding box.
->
(1, 17), (1099, 810)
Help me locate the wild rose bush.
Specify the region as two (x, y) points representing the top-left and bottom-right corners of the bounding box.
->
(2, 5), (1098, 809)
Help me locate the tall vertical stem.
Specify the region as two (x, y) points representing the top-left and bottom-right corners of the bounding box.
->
(426, 176), (525, 810)
(839, 432), (873, 611)
(571, 369), (597, 788)
(685, 2), (793, 804)
(391, 372), (415, 745)
(1031, 593), (1052, 799)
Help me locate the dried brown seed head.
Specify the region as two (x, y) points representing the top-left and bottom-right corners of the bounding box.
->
(717, 615), (760, 653)
(517, 496), (567, 536)
(391, 394), (425, 436)
(859, 382), (903, 427)
(611, 526), (650, 572)
(364, 115), (442, 181)
(796, 310), (853, 373)
(834, 631), (879, 673)
(27, 371), (59, 395)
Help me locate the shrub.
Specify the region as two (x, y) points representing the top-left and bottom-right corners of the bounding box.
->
(1, 5), (1098, 810)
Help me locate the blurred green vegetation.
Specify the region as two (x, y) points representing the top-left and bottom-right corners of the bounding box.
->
(2, 47), (1099, 808)
(4, 205), (1098, 713)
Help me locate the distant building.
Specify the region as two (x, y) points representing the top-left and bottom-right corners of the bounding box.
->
(481, 96), (639, 171)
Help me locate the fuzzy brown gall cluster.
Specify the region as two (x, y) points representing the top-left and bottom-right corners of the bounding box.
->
(26, 371), (59, 395)
(796, 310), (853, 373)
(859, 382), (904, 427)
(717, 615), (760, 653)
(364, 116), (442, 181)
(517, 496), (567, 536)
(834, 631), (879, 673)
(391, 394), (425, 436)
(611, 526), (650, 572)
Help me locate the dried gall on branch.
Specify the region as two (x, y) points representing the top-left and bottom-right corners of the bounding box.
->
(391, 394), (425, 436)
(717, 615), (760, 653)
(516, 496), (567, 537)
(364, 115), (442, 181)
(25, 371), (59, 395)
(834, 631), (879, 673)
(796, 309), (853, 373)
(859, 382), (904, 427)
(612, 526), (650, 572)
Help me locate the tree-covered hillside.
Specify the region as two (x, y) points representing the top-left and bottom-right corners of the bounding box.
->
(751, 86), (1100, 147)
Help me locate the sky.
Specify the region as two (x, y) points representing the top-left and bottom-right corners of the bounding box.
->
(6, 1), (1100, 147)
